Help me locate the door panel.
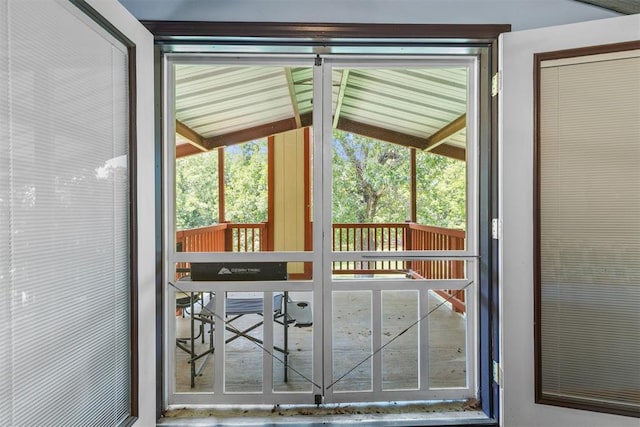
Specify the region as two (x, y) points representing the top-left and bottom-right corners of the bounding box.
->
(1, 0), (155, 423)
(322, 58), (478, 403)
(168, 58), (321, 405)
(166, 54), (480, 406)
(499, 14), (640, 427)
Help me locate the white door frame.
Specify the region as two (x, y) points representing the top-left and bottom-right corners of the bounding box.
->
(163, 52), (481, 406)
(164, 55), (321, 406)
(81, 1), (157, 423)
(319, 56), (480, 403)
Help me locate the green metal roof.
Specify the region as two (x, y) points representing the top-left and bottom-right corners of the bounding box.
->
(175, 63), (468, 160)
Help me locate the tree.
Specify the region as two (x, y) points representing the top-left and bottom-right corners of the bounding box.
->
(175, 139), (268, 230)
(332, 130), (466, 229)
(175, 150), (219, 229)
(224, 140), (268, 223)
(332, 130), (410, 224)
(415, 151), (466, 229)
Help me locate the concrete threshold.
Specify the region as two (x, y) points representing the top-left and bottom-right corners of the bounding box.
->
(158, 400), (497, 427)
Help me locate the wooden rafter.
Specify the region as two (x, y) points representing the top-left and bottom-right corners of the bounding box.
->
(336, 116), (466, 161)
(300, 112), (313, 127)
(176, 120), (207, 152)
(176, 143), (205, 158)
(203, 117), (300, 149)
(429, 144), (465, 161)
(333, 69), (350, 128)
(284, 67), (302, 128)
(425, 114), (466, 151)
(178, 113), (465, 161)
(336, 117), (429, 150)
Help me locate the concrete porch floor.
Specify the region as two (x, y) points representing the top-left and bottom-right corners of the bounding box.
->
(164, 289), (489, 425)
(173, 289), (469, 395)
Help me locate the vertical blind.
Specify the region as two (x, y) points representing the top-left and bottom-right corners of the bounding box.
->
(1, 1), (131, 425)
(538, 51), (640, 413)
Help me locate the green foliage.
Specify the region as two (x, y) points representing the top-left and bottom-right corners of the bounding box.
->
(224, 140), (268, 224)
(333, 130), (410, 223)
(175, 151), (219, 229)
(416, 151), (466, 229)
(333, 130), (466, 229)
(175, 140), (268, 230)
(176, 133), (465, 232)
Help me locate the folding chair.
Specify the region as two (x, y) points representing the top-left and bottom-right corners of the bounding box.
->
(174, 262), (312, 387)
(182, 292), (311, 387)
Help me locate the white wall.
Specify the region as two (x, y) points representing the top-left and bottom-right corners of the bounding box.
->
(117, 0), (620, 31)
(499, 14), (640, 427)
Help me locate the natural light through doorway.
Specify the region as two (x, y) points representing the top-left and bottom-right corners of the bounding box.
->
(165, 57), (478, 408)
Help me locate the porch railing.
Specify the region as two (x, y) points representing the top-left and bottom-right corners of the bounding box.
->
(406, 223), (466, 313)
(332, 223), (407, 274)
(176, 222), (267, 253)
(175, 223), (267, 277)
(175, 221), (466, 312)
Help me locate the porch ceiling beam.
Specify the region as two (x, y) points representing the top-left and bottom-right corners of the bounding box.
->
(176, 143), (206, 158)
(284, 67), (302, 128)
(176, 120), (207, 152)
(424, 113), (466, 150)
(336, 117), (429, 150)
(203, 117), (300, 149)
(429, 144), (466, 161)
(336, 116), (466, 161)
(300, 112), (313, 127)
(332, 69), (350, 128)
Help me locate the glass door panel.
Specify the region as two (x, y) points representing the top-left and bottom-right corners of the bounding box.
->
(325, 59), (477, 402)
(167, 59), (319, 404)
(167, 55), (478, 406)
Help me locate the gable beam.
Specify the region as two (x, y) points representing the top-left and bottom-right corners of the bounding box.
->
(336, 116), (466, 161)
(424, 114), (466, 151)
(336, 117), (429, 150)
(203, 117), (300, 149)
(284, 67), (302, 128)
(176, 143), (206, 158)
(333, 69), (350, 128)
(429, 144), (466, 161)
(176, 120), (207, 152)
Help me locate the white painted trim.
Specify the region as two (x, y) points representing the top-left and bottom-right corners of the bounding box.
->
(319, 59), (335, 403)
(83, 1), (156, 424)
(163, 50), (480, 407)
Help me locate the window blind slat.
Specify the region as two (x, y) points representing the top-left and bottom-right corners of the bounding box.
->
(539, 53), (640, 411)
(0, 1), (12, 425)
(2, 1), (131, 425)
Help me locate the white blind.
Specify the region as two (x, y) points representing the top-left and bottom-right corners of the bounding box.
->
(539, 52), (640, 410)
(1, 1), (11, 425)
(1, 1), (131, 425)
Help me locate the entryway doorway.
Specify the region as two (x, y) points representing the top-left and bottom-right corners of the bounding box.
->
(164, 52), (480, 407)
